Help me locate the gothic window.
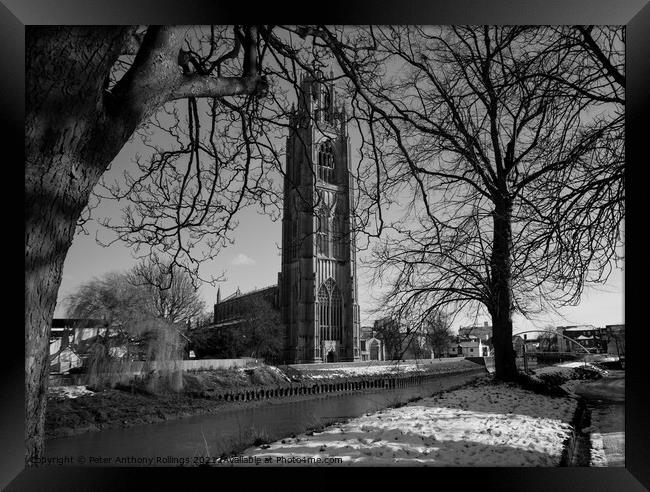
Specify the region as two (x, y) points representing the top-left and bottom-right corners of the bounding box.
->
(317, 208), (330, 257)
(318, 278), (343, 343)
(322, 91), (331, 122)
(318, 140), (335, 184)
(332, 216), (346, 259)
(313, 86), (331, 124)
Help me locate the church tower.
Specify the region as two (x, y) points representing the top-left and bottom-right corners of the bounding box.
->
(279, 73), (361, 363)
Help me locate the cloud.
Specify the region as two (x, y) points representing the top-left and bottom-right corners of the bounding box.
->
(231, 253), (256, 266)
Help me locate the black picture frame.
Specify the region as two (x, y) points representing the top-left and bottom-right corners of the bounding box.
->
(6, 1), (648, 490)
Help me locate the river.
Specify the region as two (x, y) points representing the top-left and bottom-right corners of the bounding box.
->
(44, 368), (486, 466)
(573, 369), (625, 466)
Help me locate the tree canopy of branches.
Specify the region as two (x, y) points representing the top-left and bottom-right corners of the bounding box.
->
(425, 312), (453, 359)
(64, 263), (203, 392)
(372, 319), (403, 360)
(307, 25), (624, 381)
(66, 261), (206, 328)
(128, 259), (206, 324)
(64, 272), (148, 330)
(537, 326), (559, 353)
(237, 296), (284, 360)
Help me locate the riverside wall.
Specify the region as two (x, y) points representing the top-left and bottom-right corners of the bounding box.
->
(194, 363), (487, 403)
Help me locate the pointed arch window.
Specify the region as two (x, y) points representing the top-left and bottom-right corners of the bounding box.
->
(317, 208), (330, 256)
(318, 278), (343, 343)
(322, 91), (331, 122)
(318, 140), (335, 184)
(332, 214), (346, 259)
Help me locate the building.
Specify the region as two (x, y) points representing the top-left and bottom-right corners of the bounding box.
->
(372, 317), (406, 360)
(277, 73), (361, 363)
(458, 321), (492, 341)
(449, 322), (493, 358)
(212, 73), (361, 364)
(359, 326), (385, 361)
(449, 335), (491, 357)
(556, 325), (607, 354)
(49, 318), (111, 373)
(213, 285), (279, 327)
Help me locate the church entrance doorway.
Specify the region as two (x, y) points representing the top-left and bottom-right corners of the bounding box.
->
(326, 351), (336, 363)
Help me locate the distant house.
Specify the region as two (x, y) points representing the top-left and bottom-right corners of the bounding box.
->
(458, 322), (492, 342)
(556, 325), (607, 354)
(49, 318), (110, 373)
(359, 326), (385, 361)
(49, 318), (138, 373)
(50, 346), (82, 374)
(449, 335), (491, 357)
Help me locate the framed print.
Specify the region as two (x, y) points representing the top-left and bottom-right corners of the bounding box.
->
(7, 0), (649, 489)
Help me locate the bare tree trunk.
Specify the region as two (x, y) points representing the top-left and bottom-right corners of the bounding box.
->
(25, 27), (133, 464)
(489, 198), (518, 381)
(25, 25), (267, 464)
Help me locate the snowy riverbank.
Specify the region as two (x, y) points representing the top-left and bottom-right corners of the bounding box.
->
(239, 376), (578, 466)
(45, 360), (482, 439)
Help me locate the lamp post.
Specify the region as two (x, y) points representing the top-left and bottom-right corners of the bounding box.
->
(523, 334), (528, 372)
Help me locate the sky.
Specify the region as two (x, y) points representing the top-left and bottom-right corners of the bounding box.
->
(55, 130), (625, 333)
(53, 30), (624, 334)
(54, 195), (624, 332)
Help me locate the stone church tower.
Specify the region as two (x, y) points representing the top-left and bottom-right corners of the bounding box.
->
(278, 73), (361, 363)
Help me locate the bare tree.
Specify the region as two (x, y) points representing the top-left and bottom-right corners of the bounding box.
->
(372, 318), (403, 360)
(425, 312), (453, 359)
(128, 259), (206, 324)
(25, 25), (270, 461)
(65, 265), (204, 356)
(308, 25), (623, 381)
(537, 325), (559, 353)
(65, 272), (150, 329)
(64, 270), (187, 391)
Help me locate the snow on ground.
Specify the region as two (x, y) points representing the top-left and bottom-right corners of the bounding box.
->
(301, 364), (426, 379)
(251, 365), (292, 383)
(240, 378), (577, 466)
(589, 431), (608, 466)
(534, 362), (608, 377)
(48, 385), (95, 400)
(590, 356), (620, 363)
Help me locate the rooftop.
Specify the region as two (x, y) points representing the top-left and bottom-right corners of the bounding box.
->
(560, 325), (601, 332)
(216, 284), (277, 304)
